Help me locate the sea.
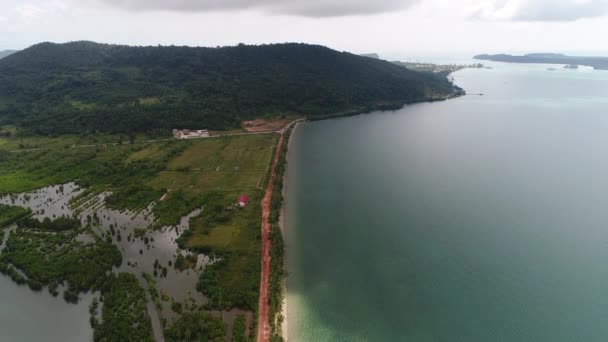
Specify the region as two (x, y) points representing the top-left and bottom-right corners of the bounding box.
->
(285, 60), (608, 341)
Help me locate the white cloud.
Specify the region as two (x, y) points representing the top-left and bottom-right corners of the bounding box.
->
(16, 4), (47, 22)
(470, 0), (608, 22)
(49, 0), (68, 11)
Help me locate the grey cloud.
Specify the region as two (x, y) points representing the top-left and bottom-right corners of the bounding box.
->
(94, 0), (420, 17)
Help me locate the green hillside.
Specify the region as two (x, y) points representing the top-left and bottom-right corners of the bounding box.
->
(0, 50), (17, 59)
(0, 41), (460, 135)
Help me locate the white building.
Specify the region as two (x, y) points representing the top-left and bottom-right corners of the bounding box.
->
(173, 129), (210, 139)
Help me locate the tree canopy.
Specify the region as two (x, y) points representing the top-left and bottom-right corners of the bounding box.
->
(0, 41), (458, 135)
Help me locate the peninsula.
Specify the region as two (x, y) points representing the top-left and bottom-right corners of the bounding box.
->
(0, 41), (464, 342)
(392, 60), (484, 73)
(474, 53), (608, 70)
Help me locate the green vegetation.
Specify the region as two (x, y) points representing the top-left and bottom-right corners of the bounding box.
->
(0, 41), (457, 135)
(171, 301), (183, 314)
(0, 145), (150, 194)
(104, 184), (163, 211)
(177, 191), (240, 251)
(166, 135), (275, 171)
(233, 314), (248, 342)
(164, 308), (226, 342)
(0, 229), (121, 302)
(16, 215), (80, 231)
(268, 223), (286, 341)
(179, 190), (262, 311)
(267, 129), (291, 341)
(174, 253), (197, 271)
(0, 138), (190, 210)
(92, 272), (153, 342)
(150, 135), (275, 194)
(152, 190), (203, 228)
(0, 131), (281, 339)
(197, 252), (260, 311)
(0, 131), (163, 152)
(142, 272), (163, 311)
(142, 134), (273, 314)
(0, 203), (30, 227)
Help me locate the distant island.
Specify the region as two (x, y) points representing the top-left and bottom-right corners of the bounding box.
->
(474, 53), (608, 70)
(359, 53), (379, 59)
(0, 50), (17, 59)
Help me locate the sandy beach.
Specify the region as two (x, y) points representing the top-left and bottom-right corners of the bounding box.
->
(278, 121), (300, 341)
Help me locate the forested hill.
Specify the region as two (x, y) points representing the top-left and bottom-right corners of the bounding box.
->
(0, 41), (460, 135)
(0, 50), (17, 59)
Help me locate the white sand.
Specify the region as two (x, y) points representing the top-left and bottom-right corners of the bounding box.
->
(278, 121), (300, 341)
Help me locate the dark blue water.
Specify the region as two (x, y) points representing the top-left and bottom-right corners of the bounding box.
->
(285, 62), (608, 341)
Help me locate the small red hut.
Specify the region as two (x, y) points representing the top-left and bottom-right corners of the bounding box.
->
(237, 194), (249, 207)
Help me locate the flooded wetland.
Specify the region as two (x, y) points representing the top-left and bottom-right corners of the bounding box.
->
(0, 133), (278, 341)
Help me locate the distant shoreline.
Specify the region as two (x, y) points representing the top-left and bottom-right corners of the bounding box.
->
(307, 92), (464, 123)
(474, 53), (608, 70)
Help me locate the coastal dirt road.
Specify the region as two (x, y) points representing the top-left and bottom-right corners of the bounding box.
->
(257, 133), (284, 342)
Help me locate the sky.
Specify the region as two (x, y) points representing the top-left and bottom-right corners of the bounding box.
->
(1, 0), (608, 59)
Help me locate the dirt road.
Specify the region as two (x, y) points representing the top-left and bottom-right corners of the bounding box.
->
(10, 118), (305, 154)
(257, 133), (284, 342)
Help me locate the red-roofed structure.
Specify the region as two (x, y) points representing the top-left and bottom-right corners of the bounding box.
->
(237, 194), (249, 207)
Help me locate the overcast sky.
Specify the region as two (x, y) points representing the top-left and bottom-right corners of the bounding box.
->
(2, 0), (608, 59)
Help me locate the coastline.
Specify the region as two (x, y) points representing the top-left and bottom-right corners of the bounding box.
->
(278, 121), (300, 341)
(257, 133), (284, 342)
(307, 90), (465, 123)
(257, 118), (300, 342)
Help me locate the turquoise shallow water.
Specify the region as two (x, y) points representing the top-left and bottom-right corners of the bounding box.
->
(285, 62), (608, 341)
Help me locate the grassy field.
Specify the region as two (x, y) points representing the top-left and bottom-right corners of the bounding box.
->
(156, 135), (279, 311)
(166, 135), (275, 170)
(149, 135), (276, 192)
(0, 125), (170, 153)
(172, 189), (265, 311)
(151, 135), (280, 311)
(127, 143), (169, 162)
(185, 193), (263, 311)
(0, 173), (55, 193)
(186, 190), (262, 252)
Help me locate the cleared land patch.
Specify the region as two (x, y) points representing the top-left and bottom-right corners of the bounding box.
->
(241, 117), (300, 133)
(155, 134), (277, 192)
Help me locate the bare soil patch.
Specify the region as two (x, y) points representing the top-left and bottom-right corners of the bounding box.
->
(242, 119), (293, 133)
